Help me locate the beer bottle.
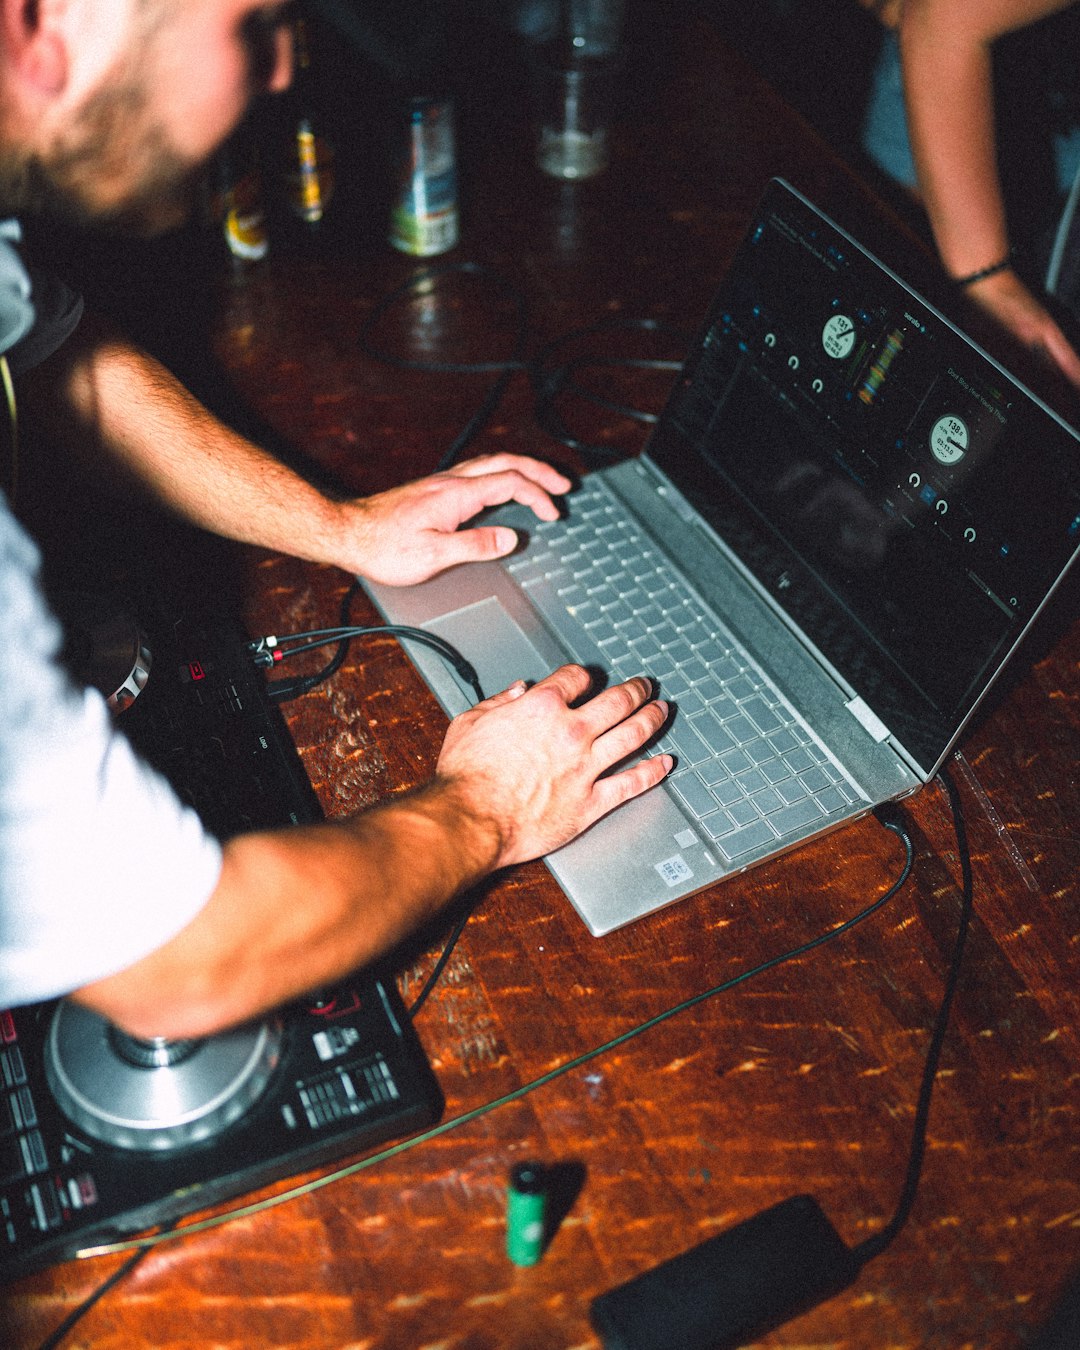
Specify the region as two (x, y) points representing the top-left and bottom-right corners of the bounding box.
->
(278, 10), (335, 239)
(208, 115), (269, 267)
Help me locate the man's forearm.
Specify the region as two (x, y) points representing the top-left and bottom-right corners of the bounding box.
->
(74, 777), (503, 1042)
(24, 318), (575, 586)
(23, 318), (352, 565)
(75, 665), (670, 1040)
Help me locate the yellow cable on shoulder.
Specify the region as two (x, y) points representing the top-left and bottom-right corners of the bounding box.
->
(0, 354), (18, 504)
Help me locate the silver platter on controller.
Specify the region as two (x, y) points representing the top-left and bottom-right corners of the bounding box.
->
(53, 592), (152, 713)
(45, 1001), (283, 1152)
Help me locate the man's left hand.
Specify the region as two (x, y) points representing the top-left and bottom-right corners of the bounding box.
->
(339, 452), (573, 586)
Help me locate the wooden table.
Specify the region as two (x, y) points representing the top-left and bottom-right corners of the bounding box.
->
(3, 10), (1079, 1348)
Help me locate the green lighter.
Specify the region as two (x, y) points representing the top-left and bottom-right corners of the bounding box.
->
(506, 1161), (548, 1266)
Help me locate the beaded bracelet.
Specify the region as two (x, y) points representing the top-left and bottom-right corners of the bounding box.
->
(954, 250), (1016, 287)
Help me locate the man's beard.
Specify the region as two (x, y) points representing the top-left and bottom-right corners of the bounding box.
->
(0, 69), (203, 235)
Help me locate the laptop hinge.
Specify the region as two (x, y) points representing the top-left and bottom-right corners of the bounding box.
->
(646, 472), (697, 523)
(845, 696), (891, 743)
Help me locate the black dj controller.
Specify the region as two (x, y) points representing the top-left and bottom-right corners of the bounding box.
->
(0, 595), (443, 1282)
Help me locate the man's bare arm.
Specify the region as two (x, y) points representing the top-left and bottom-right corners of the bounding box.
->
(21, 314), (573, 583)
(74, 668), (672, 1041)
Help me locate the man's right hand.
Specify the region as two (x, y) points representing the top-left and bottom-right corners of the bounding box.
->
(431, 665), (673, 870)
(74, 665), (671, 1042)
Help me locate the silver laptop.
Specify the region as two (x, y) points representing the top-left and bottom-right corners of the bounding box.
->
(364, 178), (1080, 935)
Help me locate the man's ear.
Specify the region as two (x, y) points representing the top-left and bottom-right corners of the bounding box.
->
(1, 0), (68, 96)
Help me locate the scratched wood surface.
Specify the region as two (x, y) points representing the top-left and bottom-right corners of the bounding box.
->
(3, 10), (1079, 1349)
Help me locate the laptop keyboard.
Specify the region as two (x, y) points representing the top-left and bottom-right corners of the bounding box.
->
(506, 478), (863, 862)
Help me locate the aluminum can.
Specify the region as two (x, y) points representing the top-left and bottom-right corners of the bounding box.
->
(389, 96), (459, 256)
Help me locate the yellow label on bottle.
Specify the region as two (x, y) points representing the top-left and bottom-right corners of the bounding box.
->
(224, 172), (268, 260)
(297, 130), (320, 204)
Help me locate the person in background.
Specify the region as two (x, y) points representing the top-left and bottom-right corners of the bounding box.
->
(0, 0), (672, 1040)
(859, 0), (1080, 389)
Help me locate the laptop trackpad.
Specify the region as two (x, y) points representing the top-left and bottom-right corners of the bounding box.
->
(424, 596), (568, 716)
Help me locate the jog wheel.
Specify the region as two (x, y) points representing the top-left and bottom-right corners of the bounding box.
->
(44, 1001), (283, 1152)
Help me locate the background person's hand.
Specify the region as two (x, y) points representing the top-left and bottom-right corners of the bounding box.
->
(966, 268), (1080, 388)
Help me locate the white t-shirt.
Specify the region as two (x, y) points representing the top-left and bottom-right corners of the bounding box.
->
(0, 498), (223, 1006)
(0, 228), (222, 1008)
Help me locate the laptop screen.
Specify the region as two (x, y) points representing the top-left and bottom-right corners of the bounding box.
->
(647, 180), (1080, 772)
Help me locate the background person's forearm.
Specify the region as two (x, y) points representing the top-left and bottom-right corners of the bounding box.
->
(899, 0), (1007, 278)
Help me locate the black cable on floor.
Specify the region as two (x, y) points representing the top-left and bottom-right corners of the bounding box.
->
(851, 764), (974, 1266)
